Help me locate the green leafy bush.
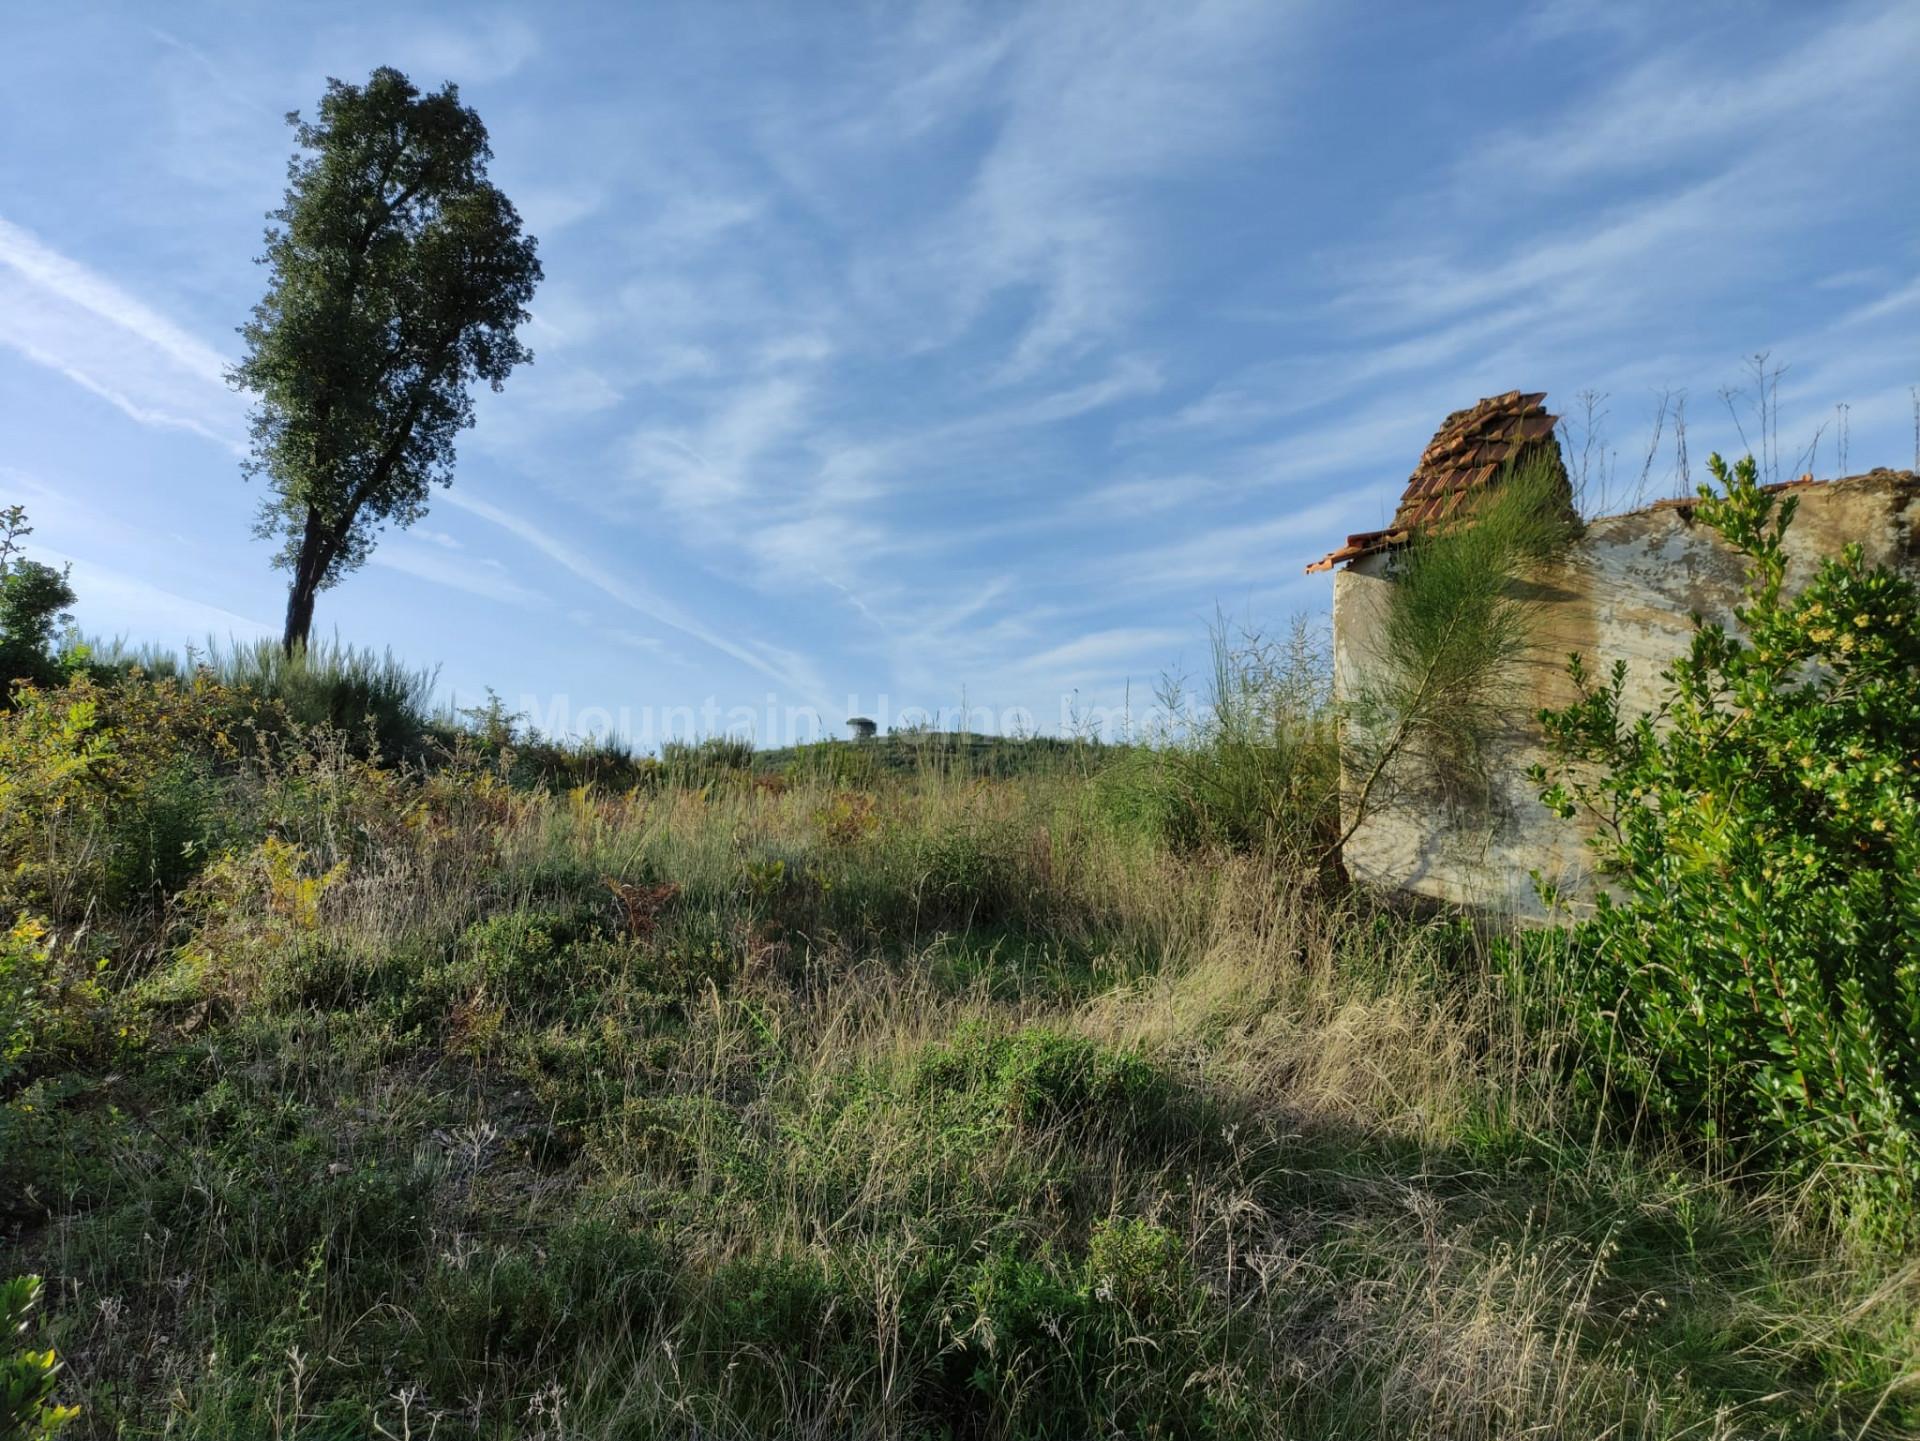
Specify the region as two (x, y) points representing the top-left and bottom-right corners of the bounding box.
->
(2, 1275), (79, 1438)
(0, 671), (240, 919)
(912, 1023), (1183, 1137)
(957, 1220), (1231, 1438)
(1528, 454), (1920, 1221)
(0, 917), (107, 1090)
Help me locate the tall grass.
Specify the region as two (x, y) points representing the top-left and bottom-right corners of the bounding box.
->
(81, 632), (438, 757)
(4, 663), (1916, 1437)
(1110, 613), (1340, 861)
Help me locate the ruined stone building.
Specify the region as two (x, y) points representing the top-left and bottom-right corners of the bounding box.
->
(1311, 390), (1920, 919)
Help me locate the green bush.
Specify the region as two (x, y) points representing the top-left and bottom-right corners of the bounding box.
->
(957, 1220), (1231, 1438)
(912, 1023), (1184, 1138)
(420, 905), (607, 1028)
(417, 1218), (670, 1374)
(82, 634), (438, 762)
(1527, 454), (1920, 1222)
(0, 917), (107, 1090)
(914, 824), (1024, 927)
(778, 737), (881, 787)
(1341, 445), (1575, 844)
(212, 636), (438, 760)
(1114, 615), (1340, 860)
(2, 1276), (79, 1437)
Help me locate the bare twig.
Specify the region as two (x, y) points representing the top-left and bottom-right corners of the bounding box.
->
(1633, 389), (1670, 510)
(1673, 391), (1690, 496)
(1792, 419), (1828, 481)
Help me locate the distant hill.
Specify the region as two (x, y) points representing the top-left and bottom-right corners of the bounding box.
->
(755, 731), (1131, 781)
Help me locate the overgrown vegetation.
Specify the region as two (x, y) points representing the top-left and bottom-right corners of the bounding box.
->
(1343, 445), (1577, 839)
(1524, 453), (1920, 1227)
(1110, 614), (1340, 860)
(3, 458), (1918, 1437)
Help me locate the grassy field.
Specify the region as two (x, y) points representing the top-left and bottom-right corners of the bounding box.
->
(3, 666), (1916, 1440)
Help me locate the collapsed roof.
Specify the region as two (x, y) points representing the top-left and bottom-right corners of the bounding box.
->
(1308, 390), (1564, 573)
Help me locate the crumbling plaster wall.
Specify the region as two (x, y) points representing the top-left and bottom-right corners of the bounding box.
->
(1332, 469), (1920, 919)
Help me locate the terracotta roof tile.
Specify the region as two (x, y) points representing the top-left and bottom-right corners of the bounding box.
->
(1308, 390), (1565, 572)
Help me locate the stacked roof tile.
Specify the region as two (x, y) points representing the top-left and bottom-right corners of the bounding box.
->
(1308, 390), (1564, 572)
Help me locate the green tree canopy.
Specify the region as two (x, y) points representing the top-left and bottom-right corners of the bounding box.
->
(0, 505), (77, 699)
(230, 66), (541, 651)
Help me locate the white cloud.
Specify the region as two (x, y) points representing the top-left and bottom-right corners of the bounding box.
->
(1007, 625), (1189, 680)
(1842, 276), (1920, 327)
(934, 2), (1302, 375)
(444, 488), (835, 710)
(629, 375), (812, 515)
(770, 1), (1302, 375)
(1471, 3), (1920, 190)
(0, 215), (243, 449)
(1108, 490), (1381, 591)
(0, 215), (230, 384)
(369, 543), (549, 608)
(325, 12), (543, 87)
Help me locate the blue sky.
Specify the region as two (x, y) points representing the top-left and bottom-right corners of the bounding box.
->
(3, 1), (1917, 744)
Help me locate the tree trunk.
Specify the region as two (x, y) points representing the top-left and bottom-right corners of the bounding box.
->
(282, 571), (319, 654)
(281, 507), (334, 655)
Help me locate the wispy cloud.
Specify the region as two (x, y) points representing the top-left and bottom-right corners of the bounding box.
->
(443, 489), (834, 710)
(369, 542), (550, 608)
(1842, 276), (1920, 327)
(0, 214), (243, 449)
(1469, 3), (1920, 190)
(314, 11), (543, 87)
(856, 1), (1304, 375)
(630, 376), (813, 517)
(1005, 625), (1190, 683)
(0, 215), (230, 383)
(1106, 490), (1381, 591)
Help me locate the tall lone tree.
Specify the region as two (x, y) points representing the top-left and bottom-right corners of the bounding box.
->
(231, 67), (541, 652)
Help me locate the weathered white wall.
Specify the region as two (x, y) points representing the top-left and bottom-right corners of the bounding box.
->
(1333, 469), (1920, 919)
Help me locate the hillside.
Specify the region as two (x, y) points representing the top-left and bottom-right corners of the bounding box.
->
(3, 651), (1916, 1439)
(754, 731), (1130, 781)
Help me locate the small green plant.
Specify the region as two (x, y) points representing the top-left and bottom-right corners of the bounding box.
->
(2, 1276), (79, 1438)
(1527, 453), (1920, 1222)
(812, 789), (880, 846)
(913, 1023), (1181, 1137)
(1342, 446), (1576, 846)
(1084, 1215), (1187, 1314)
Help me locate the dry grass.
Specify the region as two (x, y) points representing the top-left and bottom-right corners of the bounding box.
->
(4, 730), (1917, 1438)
